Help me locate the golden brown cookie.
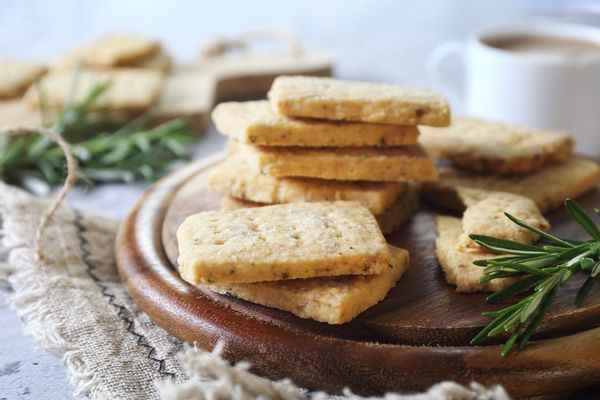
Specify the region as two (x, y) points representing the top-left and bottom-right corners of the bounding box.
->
(231, 141), (438, 182)
(458, 191), (549, 252)
(435, 216), (518, 293)
(207, 246), (409, 324)
(24, 68), (164, 112)
(423, 157), (600, 214)
(420, 117), (573, 174)
(268, 76), (450, 126)
(0, 60), (46, 99)
(208, 155), (406, 214)
(177, 201), (391, 284)
(212, 100), (420, 147)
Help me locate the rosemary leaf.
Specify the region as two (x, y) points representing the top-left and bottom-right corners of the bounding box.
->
(468, 234), (549, 255)
(574, 276), (598, 307)
(0, 81), (198, 188)
(565, 198), (600, 241)
(485, 275), (544, 303)
(504, 212), (575, 247)
(472, 199), (599, 355)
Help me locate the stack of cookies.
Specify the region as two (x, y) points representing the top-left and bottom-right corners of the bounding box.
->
(420, 117), (600, 213)
(177, 201), (410, 324)
(208, 75), (451, 233)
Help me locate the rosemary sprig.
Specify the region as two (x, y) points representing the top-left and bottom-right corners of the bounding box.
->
(0, 82), (196, 192)
(469, 198), (600, 355)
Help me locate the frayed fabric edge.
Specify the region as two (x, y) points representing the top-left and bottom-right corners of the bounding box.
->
(157, 342), (512, 400)
(1, 213), (107, 400)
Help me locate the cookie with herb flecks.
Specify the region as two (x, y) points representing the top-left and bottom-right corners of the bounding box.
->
(177, 201), (391, 284)
(268, 75), (450, 126)
(420, 116), (573, 174)
(207, 245), (409, 324)
(212, 100), (420, 147)
(230, 141), (437, 182)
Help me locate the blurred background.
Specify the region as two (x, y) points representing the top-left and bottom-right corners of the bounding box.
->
(2, 1), (600, 398)
(2, 0), (599, 91)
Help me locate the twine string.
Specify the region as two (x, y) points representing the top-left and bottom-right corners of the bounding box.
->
(1, 126), (77, 262)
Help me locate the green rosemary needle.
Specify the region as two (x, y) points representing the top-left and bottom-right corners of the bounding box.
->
(469, 198), (600, 355)
(0, 82), (197, 192)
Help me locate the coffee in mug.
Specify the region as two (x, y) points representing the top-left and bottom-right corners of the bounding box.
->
(428, 21), (600, 156)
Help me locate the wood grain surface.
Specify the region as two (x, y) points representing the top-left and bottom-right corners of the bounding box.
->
(116, 154), (600, 397)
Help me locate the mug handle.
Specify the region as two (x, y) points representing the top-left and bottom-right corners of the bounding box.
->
(426, 41), (464, 108)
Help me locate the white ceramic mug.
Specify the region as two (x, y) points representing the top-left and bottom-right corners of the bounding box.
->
(427, 20), (600, 156)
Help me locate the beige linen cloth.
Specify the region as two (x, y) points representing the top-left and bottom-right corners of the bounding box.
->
(0, 182), (509, 400)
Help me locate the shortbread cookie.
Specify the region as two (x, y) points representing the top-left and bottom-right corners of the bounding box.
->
(24, 68), (164, 112)
(207, 246), (409, 324)
(420, 117), (573, 174)
(212, 100), (420, 147)
(458, 191), (549, 252)
(0, 60), (46, 98)
(423, 157), (600, 213)
(221, 185), (419, 234)
(268, 76), (450, 126)
(435, 216), (516, 293)
(61, 33), (160, 68)
(208, 156), (406, 214)
(177, 201), (391, 284)
(231, 141), (438, 182)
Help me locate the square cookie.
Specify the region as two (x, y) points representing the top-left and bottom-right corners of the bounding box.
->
(61, 33), (160, 68)
(177, 201), (391, 284)
(221, 183), (419, 234)
(268, 76), (450, 126)
(420, 116), (574, 174)
(208, 155), (406, 215)
(423, 157), (600, 213)
(231, 141), (438, 182)
(207, 246), (409, 324)
(24, 68), (164, 112)
(212, 100), (420, 147)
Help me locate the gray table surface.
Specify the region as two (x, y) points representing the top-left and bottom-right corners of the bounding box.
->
(2, 0), (598, 398)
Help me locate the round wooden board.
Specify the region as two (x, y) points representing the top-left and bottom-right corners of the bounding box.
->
(116, 154), (600, 397)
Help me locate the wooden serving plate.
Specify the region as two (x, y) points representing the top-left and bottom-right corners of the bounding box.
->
(116, 154), (600, 398)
